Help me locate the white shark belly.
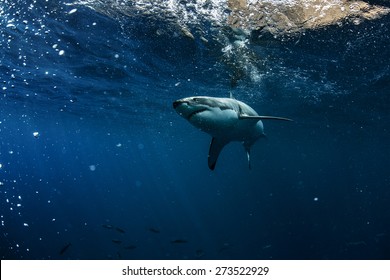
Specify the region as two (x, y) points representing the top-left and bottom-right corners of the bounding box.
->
(190, 108), (262, 137)
(189, 109), (238, 135)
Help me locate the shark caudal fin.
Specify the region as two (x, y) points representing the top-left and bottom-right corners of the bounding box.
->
(208, 138), (228, 170)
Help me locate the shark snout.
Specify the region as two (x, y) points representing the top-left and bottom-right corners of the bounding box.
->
(173, 100), (181, 109)
(173, 100), (188, 109)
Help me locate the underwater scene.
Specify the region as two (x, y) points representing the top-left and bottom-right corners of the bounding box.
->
(1, 0), (390, 260)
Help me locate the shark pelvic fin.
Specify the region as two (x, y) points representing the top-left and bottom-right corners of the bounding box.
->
(208, 138), (228, 170)
(245, 146), (251, 170)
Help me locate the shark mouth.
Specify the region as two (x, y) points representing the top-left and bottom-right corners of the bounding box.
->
(187, 109), (207, 120)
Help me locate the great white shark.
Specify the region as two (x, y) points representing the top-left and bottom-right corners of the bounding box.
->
(173, 96), (293, 170)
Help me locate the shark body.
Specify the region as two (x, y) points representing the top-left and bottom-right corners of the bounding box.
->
(173, 96), (292, 170)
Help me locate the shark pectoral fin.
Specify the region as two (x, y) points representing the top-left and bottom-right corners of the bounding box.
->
(239, 115), (294, 122)
(208, 138), (228, 170)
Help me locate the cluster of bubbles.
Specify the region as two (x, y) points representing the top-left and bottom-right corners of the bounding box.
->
(73, 0), (229, 30)
(71, 0), (266, 86)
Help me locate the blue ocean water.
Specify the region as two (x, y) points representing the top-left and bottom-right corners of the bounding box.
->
(1, 0), (390, 260)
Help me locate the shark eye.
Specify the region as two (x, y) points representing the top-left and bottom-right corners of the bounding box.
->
(192, 98), (199, 102)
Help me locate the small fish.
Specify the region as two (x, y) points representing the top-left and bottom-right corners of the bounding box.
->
(218, 243), (230, 253)
(112, 239), (122, 244)
(115, 227), (125, 234)
(59, 242), (72, 255)
(171, 239), (188, 244)
(148, 227), (160, 233)
(262, 244), (272, 250)
(346, 241), (367, 246)
(195, 249), (205, 257)
(124, 245), (137, 250)
(102, 224), (113, 229)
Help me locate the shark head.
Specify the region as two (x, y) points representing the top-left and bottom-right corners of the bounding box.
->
(173, 96), (238, 119)
(173, 96), (214, 120)
(173, 96), (240, 134)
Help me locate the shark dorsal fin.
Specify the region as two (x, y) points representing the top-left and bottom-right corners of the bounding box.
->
(208, 138), (228, 170)
(229, 91), (235, 99)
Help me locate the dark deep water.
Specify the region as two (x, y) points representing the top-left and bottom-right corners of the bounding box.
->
(1, 0), (390, 260)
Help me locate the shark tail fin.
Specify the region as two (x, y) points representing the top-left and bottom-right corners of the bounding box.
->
(208, 138), (228, 170)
